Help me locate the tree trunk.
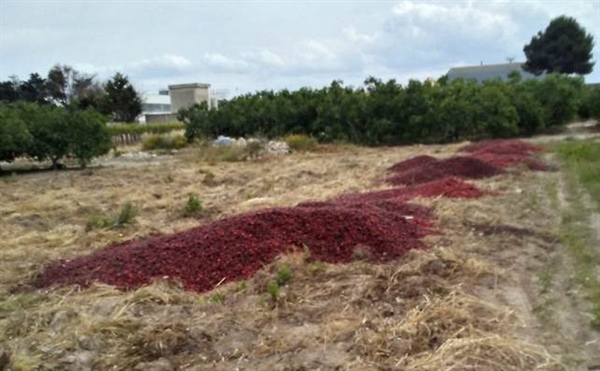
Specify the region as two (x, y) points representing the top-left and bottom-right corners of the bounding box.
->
(50, 157), (63, 170)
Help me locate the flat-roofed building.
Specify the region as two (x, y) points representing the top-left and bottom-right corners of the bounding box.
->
(168, 83), (211, 113)
(447, 62), (539, 82)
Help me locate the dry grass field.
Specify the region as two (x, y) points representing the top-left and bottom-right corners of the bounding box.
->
(1, 141), (599, 370)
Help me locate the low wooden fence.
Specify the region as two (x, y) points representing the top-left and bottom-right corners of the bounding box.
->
(112, 133), (143, 146)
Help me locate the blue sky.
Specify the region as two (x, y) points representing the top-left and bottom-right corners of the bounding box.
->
(1, 0), (599, 98)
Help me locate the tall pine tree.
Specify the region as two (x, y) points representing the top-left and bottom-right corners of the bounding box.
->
(103, 73), (142, 122)
(523, 16), (595, 76)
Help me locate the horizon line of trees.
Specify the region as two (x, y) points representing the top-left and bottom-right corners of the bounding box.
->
(179, 73), (599, 146)
(0, 64), (145, 170)
(1, 102), (112, 170)
(0, 64), (142, 123)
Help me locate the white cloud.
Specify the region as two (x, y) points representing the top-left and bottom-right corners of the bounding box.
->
(72, 63), (104, 75)
(71, 54), (195, 81)
(355, 0), (600, 80)
(0, 27), (54, 50)
(3, 1), (598, 94)
(202, 53), (252, 73)
(199, 40), (344, 77)
(294, 40), (337, 64)
(367, 1), (521, 70)
(241, 49), (285, 68)
(129, 54), (194, 77)
(344, 27), (375, 44)
(136, 54), (192, 70)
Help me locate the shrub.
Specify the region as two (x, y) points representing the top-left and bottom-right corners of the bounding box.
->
(106, 121), (184, 136)
(580, 85), (600, 120)
(67, 108), (112, 168)
(198, 168), (216, 185)
(0, 105), (31, 164)
(86, 215), (113, 230)
(209, 293), (225, 304)
(266, 281), (279, 302)
(246, 140), (263, 159)
(198, 145), (253, 163)
(86, 202), (137, 230)
(142, 134), (161, 150)
(182, 194), (203, 218)
(264, 264), (293, 304)
(142, 132), (187, 151)
(276, 264), (292, 286)
(115, 202), (137, 227)
(178, 102), (213, 142)
(235, 281), (247, 293)
(285, 134), (317, 151)
(530, 74), (584, 128)
(3, 102), (111, 169)
(218, 146), (246, 162)
(18, 103), (72, 168)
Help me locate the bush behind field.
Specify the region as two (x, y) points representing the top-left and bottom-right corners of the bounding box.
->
(285, 134), (317, 152)
(1, 102), (111, 168)
(141, 132), (187, 151)
(107, 121), (185, 136)
(180, 73), (588, 146)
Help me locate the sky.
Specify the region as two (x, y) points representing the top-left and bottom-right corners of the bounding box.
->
(1, 0), (599, 99)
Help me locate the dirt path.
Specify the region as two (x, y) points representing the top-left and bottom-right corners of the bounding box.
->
(500, 144), (600, 370)
(539, 170), (600, 369)
(528, 120), (600, 143)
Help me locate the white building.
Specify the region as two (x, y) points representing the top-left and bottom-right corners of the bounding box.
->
(140, 84), (229, 124)
(140, 92), (172, 124)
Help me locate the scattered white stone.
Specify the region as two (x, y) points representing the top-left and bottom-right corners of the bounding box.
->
(233, 137), (247, 147)
(265, 140), (290, 155)
(210, 135), (289, 155)
(120, 152), (155, 160)
(213, 135), (234, 146)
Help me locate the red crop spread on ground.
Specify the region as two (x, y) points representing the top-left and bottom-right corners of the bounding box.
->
(460, 139), (549, 170)
(35, 140), (544, 293)
(387, 155), (439, 173)
(34, 201), (434, 292)
(387, 156), (505, 185)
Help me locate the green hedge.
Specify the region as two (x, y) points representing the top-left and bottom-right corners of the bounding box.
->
(179, 73), (586, 146)
(107, 121), (184, 136)
(1, 102), (111, 168)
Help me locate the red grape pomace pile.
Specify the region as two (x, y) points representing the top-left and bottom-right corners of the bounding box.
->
(33, 177), (488, 293)
(387, 156), (505, 186)
(35, 201), (432, 293)
(461, 139), (549, 170)
(35, 140), (542, 293)
(387, 139), (548, 186)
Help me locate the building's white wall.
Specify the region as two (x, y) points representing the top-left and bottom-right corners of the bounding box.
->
(169, 84), (211, 113)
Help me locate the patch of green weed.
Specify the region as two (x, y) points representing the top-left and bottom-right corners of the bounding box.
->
(86, 202), (137, 230)
(209, 293), (225, 304)
(182, 194), (203, 218)
(266, 282), (279, 302)
(276, 265), (292, 286)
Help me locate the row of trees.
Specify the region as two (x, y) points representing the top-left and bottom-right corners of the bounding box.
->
(0, 65), (143, 171)
(0, 102), (112, 169)
(0, 103), (112, 169)
(0, 65), (142, 122)
(180, 73), (596, 146)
